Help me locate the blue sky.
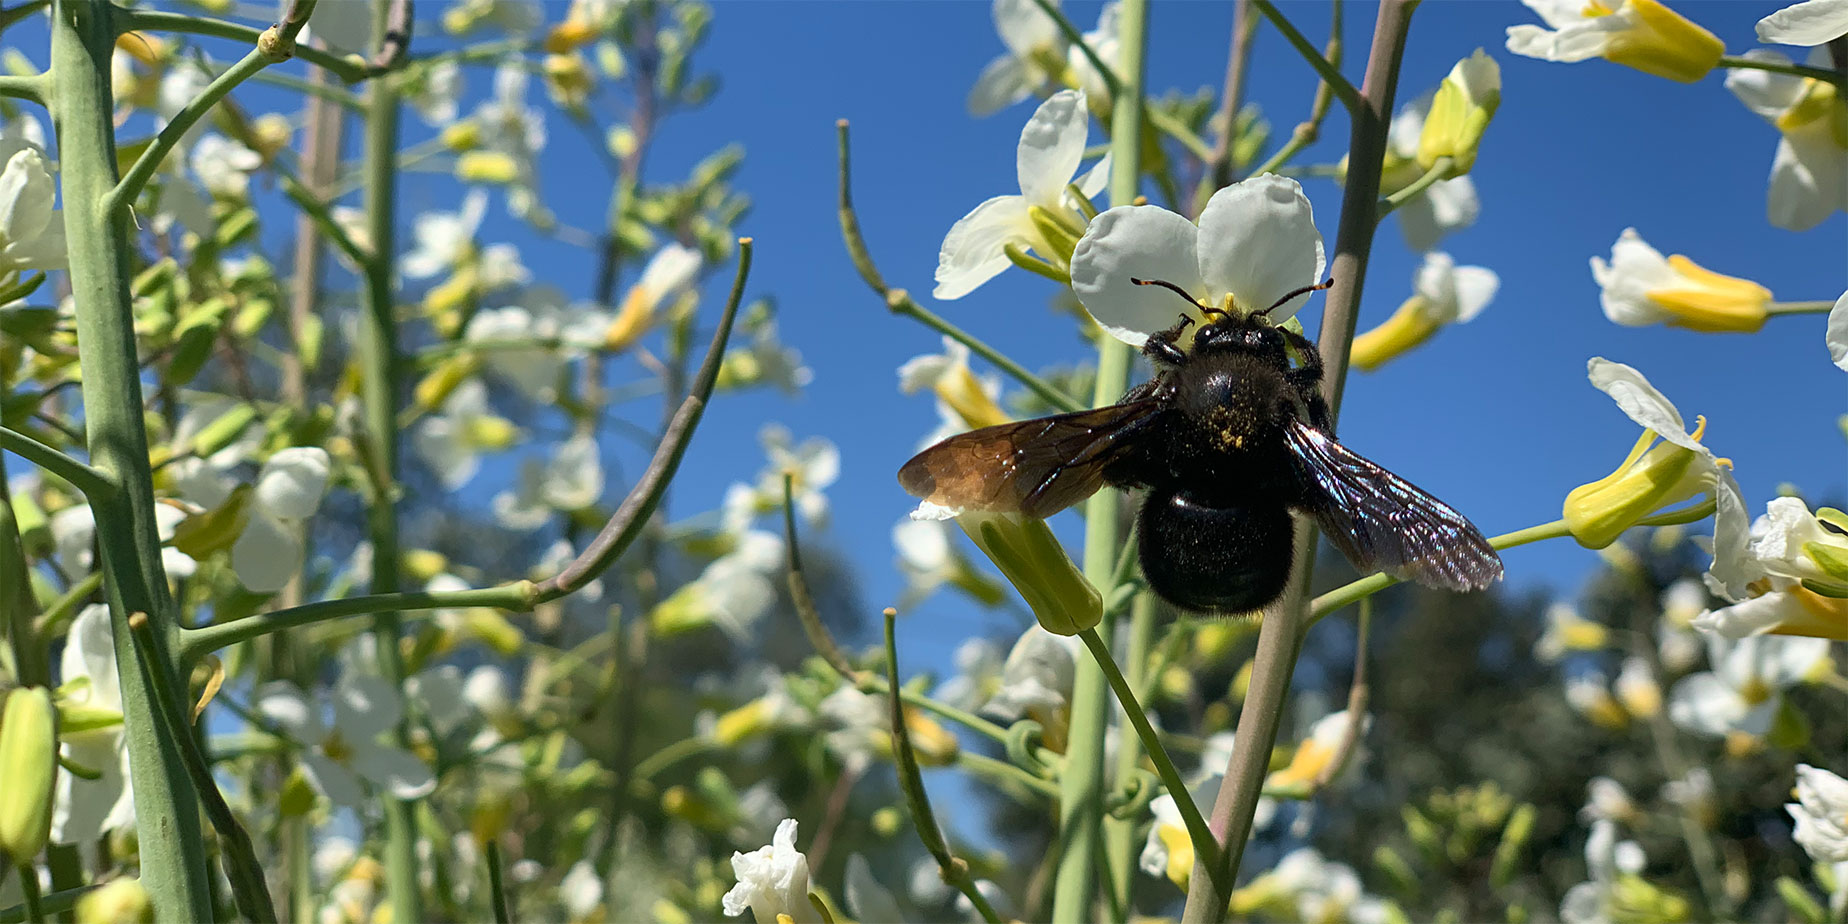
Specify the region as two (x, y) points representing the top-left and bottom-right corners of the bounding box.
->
(604, 1), (1845, 666)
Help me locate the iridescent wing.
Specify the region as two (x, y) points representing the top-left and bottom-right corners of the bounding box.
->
(1284, 421), (1503, 591)
(897, 400), (1163, 519)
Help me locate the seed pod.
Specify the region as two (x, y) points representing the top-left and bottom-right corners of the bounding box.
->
(0, 686), (60, 861)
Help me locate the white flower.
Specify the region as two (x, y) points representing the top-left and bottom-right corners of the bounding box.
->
(412, 379), (519, 490)
(1614, 655), (1661, 718)
(1506, 0), (1723, 83)
(1581, 777), (1638, 823)
(234, 448), (333, 593)
(491, 433), (604, 530)
(1565, 360), (1749, 584)
(934, 637), (1006, 712)
(844, 854), (903, 924)
(1725, 48), (1848, 231)
(463, 290), (609, 401)
(981, 627), (1081, 750)
(721, 425), (840, 532)
(0, 143), (66, 272)
(1790, 764), (1848, 862)
(560, 860), (604, 922)
(1666, 633), (1829, 737)
(1537, 602), (1609, 662)
(899, 336), (1009, 434)
(461, 61), (549, 223)
(1560, 819), (1648, 924)
(1591, 229), (1771, 331)
(52, 605), (136, 847)
(722, 818), (820, 923)
(1692, 497), (1848, 639)
(1384, 94), (1481, 251)
(188, 134), (262, 200)
(650, 531), (784, 642)
(1829, 290), (1847, 371)
(408, 59), (465, 126)
(1265, 709), (1372, 791)
(256, 677), (436, 806)
(935, 89), (1109, 300)
(604, 243), (704, 351)
(1350, 251), (1498, 371)
(1069, 173), (1325, 347)
(403, 190), (489, 279)
(968, 0), (1119, 116)
(1758, 0), (1848, 45)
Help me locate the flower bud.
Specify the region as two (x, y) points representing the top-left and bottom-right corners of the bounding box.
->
(0, 686), (60, 861)
(75, 877), (153, 924)
(955, 511), (1100, 636)
(456, 150), (519, 185)
(1350, 296), (1440, 372)
(1418, 49), (1500, 177)
(1599, 0), (1724, 83)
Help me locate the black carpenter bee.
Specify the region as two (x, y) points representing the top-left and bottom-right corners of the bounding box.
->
(897, 277), (1503, 613)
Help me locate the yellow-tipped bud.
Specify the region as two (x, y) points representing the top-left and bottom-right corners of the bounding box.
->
(1350, 296), (1441, 372)
(1645, 256), (1770, 332)
(956, 511), (1100, 636)
(413, 357), (477, 412)
(1418, 49), (1500, 177)
(456, 151), (520, 185)
(75, 877), (154, 924)
(545, 18), (599, 54)
(1564, 420), (1712, 549)
(440, 121), (481, 152)
(0, 687), (60, 861)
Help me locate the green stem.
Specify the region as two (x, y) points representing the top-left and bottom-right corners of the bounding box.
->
(1719, 53), (1845, 87)
(961, 750), (1061, 800)
(1078, 626), (1229, 898)
(0, 427), (115, 499)
(12, 866), (40, 924)
(1052, 1), (1146, 919)
(115, 7), (368, 82)
(176, 584), (535, 664)
(110, 51), (267, 214)
(277, 167), (371, 268)
(485, 839), (512, 924)
(0, 454), (42, 686)
(1103, 592), (1156, 902)
(882, 611), (1003, 924)
(631, 735), (717, 781)
(832, 120), (1082, 415)
(0, 74), (45, 104)
(1377, 156), (1450, 218)
(357, 1), (420, 917)
(0, 884), (91, 924)
(1253, 0), (1363, 113)
(890, 294), (1082, 414)
(1184, 3), (1417, 921)
(49, 2), (213, 918)
(1767, 299), (1838, 315)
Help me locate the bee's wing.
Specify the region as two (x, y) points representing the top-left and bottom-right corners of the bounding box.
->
(898, 400), (1163, 519)
(1284, 421), (1503, 591)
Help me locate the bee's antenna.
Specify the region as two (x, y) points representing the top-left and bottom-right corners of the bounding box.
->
(1130, 277), (1204, 311)
(1257, 277), (1334, 319)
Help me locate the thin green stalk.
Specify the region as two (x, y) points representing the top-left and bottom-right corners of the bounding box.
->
(277, 168), (371, 268)
(1253, 0), (1362, 113)
(1766, 299), (1838, 315)
(1377, 156), (1450, 218)
(1103, 592), (1157, 901)
(176, 584), (536, 664)
(115, 7), (368, 82)
(485, 839), (512, 924)
(0, 884), (91, 924)
(632, 736), (718, 781)
(883, 611), (1003, 924)
(1052, 1), (1146, 919)
(0, 74), (45, 104)
(12, 867), (40, 924)
(1183, 3), (1418, 921)
(0, 454), (42, 686)
(0, 427), (116, 499)
(1029, 0), (1121, 98)
(833, 121), (1082, 415)
(1078, 626), (1229, 898)
(961, 751), (1061, 800)
(1719, 53), (1844, 87)
(49, 2), (213, 917)
(357, 0), (420, 917)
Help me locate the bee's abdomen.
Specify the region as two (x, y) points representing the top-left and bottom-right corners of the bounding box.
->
(1137, 487), (1293, 614)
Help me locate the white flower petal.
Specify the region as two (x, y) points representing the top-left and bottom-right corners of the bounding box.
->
(232, 512), (304, 594)
(1666, 672), (1747, 737)
(1767, 134), (1848, 232)
(335, 675), (406, 736)
(256, 682), (326, 740)
(1591, 228), (1676, 327)
(303, 752), (367, 807)
(1725, 50), (1807, 120)
(968, 54), (1037, 117)
(934, 194), (1033, 300)
(1016, 90), (1089, 207)
(1829, 291), (1848, 371)
(1450, 265), (1500, 323)
(1757, 0), (1848, 45)
(1195, 175), (1325, 322)
(1075, 151), (1112, 201)
(994, 0), (1061, 58)
(349, 742), (437, 800)
(1070, 205), (1204, 346)
(1585, 358), (1694, 450)
(255, 447), (332, 519)
(62, 605), (121, 710)
(0, 149), (56, 244)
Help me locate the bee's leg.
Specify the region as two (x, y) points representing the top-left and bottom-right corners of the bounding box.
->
(1278, 327), (1333, 431)
(1142, 314), (1194, 367)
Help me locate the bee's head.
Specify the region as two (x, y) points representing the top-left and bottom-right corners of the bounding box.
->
(1130, 276), (1332, 352)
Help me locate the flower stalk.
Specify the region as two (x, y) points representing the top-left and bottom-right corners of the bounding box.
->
(1183, 2), (1418, 920)
(1050, 0), (1147, 918)
(49, 2), (214, 917)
